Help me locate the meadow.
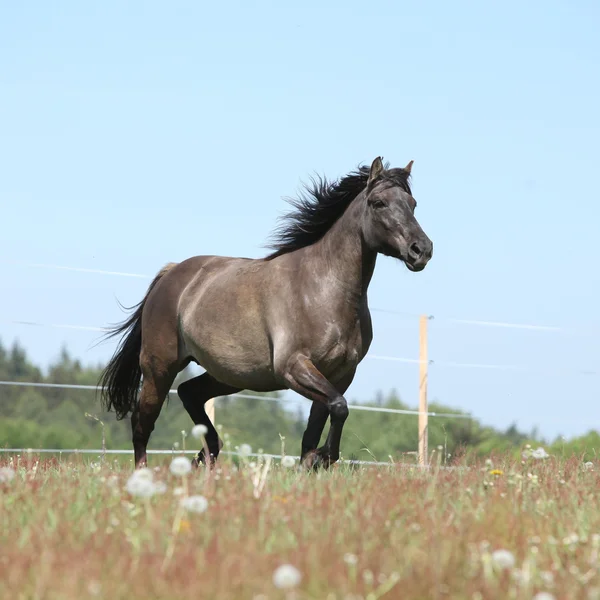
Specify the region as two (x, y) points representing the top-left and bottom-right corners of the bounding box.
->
(1, 443), (599, 600)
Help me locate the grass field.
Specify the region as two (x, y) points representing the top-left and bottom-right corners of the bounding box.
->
(1, 447), (599, 600)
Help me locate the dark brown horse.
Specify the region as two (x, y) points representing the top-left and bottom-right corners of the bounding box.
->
(99, 157), (433, 469)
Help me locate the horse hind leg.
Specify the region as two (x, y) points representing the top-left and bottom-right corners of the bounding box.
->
(131, 360), (177, 469)
(178, 372), (241, 467)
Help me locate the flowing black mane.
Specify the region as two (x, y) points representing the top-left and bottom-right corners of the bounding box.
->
(265, 163), (411, 260)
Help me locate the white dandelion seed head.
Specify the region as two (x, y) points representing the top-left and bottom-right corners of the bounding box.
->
(531, 447), (549, 459)
(169, 456), (192, 476)
(239, 443), (252, 457)
(125, 469), (156, 498)
(191, 424), (209, 439)
(181, 495), (208, 514)
(273, 564), (302, 589)
(281, 455), (296, 468)
(153, 481), (167, 494)
(491, 549), (516, 570)
(0, 466), (16, 484)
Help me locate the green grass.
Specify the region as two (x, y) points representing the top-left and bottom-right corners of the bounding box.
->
(1, 450), (599, 599)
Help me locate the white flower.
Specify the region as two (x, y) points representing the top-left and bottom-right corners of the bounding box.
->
(153, 481), (167, 494)
(343, 553), (358, 565)
(273, 564), (302, 589)
(584, 461), (594, 471)
(281, 455), (296, 468)
(126, 469), (157, 498)
(191, 424), (209, 439)
(239, 443), (252, 457)
(0, 467), (16, 483)
(181, 495), (208, 514)
(169, 456), (192, 476)
(491, 549), (516, 570)
(532, 447), (549, 459)
(532, 593), (556, 600)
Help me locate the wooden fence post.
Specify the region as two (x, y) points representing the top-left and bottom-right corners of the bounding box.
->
(418, 315), (429, 466)
(205, 398), (215, 426)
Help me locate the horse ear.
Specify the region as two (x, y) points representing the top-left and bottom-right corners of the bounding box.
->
(404, 159), (414, 174)
(368, 156), (384, 187)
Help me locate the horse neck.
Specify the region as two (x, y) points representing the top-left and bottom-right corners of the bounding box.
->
(312, 197), (377, 303)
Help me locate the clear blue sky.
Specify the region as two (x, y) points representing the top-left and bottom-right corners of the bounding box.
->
(1, 0), (600, 441)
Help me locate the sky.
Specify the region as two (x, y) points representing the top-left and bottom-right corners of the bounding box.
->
(1, 0), (600, 442)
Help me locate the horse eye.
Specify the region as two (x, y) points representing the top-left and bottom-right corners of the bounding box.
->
(371, 199), (387, 209)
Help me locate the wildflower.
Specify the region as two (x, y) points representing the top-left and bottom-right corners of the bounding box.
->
(281, 455), (296, 468)
(532, 447), (550, 459)
(0, 466), (16, 483)
(153, 481), (167, 494)
(584, 461), (594, 471)
(178, 519), (191, 532)
(532, 593), (556, 600)
(343, 553), (358, 565)
(485, 458), (493, 467)
(239, 443), (252, 458)
(169, 456), (192, 476)
(181, 495), (208, 514)
(191, 424), (208, 439)
(87, 580), (102, 596)
(540, 571), (554, 586)
(491, 549), (516, 570)
(490, 469), (504, 476)
(273, 564), (302, 589)
(125, 469), (157, 498)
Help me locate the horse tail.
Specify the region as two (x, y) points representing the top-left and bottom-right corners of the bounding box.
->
(98, 262), (178, 420)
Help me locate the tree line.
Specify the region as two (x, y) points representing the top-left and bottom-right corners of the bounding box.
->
(1, 339), (599, 462)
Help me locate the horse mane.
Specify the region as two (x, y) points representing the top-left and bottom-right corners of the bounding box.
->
(264, 162), (411, 260)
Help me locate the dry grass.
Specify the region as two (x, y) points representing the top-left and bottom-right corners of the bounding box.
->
(1, 450), (600, 600)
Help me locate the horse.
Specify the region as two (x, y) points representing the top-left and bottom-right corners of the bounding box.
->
(98, 156), (433, 470)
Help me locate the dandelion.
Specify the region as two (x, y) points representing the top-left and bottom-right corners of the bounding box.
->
(273, 564), (302, 589)
(153, 481), (168, 494)
(0, 466), (16, 483)
(532, 447), (550, 459)
(125, 469), (157, 498)
(491, 549), (516, 570)
(239, 443), (252, 458)
(490, 469), (504, 476)
(181, 495), (208, 514)
(169, 456), (192, 476)
(584, 461), (594, 471)
(281, 455), (296, 468)
(191, 424), (208, 439)
(485, 458), (493, 467)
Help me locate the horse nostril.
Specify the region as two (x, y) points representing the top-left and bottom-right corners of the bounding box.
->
(409, 242), (422, 258)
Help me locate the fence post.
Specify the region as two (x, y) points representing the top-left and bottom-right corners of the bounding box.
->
(205, 398), (215, 426)
(418, 315), (429, 466)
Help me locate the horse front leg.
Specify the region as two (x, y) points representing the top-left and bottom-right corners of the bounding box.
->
(282, 354), (350, 470)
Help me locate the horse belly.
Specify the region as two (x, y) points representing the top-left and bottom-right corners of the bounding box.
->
(180, 311), (277, 390)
